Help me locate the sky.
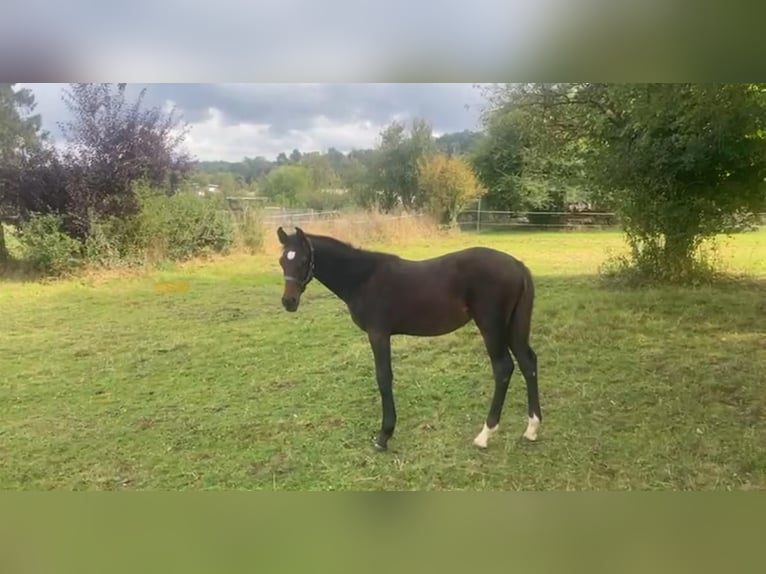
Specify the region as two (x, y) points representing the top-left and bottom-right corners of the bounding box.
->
(19, 83), (490, 163)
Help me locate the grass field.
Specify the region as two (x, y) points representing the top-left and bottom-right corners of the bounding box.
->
(1, 228), (764, 490)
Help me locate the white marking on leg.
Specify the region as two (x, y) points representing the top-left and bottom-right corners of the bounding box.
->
(523, 415), (540, 441)
(473, 423), (498, 448)
(286, 250), (296, 260)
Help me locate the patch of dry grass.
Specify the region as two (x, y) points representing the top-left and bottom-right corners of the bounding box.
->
(259, 209), (449, 256)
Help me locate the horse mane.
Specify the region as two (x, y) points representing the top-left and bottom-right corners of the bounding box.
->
(305, 233), (397, 262)
(304, 232), (397, 291)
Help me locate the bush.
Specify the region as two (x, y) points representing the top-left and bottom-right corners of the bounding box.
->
(83, 213), (145, 268)
(16, 214), (83, 276)
(83, 186), (237, 267)
(598, 237), (723, 286)
(136, 188), (234, 261)
(9, 186), (241, 277)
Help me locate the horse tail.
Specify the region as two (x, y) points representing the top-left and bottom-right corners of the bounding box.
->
(507, 262), (535, 348)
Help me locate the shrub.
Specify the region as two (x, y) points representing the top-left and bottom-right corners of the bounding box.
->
(83, 213), (145, 268)
(136, 188), (234, 261)
(16, 213), (83, 276)
(83, 187), (237, 267)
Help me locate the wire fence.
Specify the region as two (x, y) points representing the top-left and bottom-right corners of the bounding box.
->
(260, 208), (344, 226)
(456, 208), (621, 231)
(221, 200), (766, 233)
(456, 208), (766, 232)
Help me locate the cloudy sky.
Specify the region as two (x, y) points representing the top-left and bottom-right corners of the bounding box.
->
(19, 83), (489, 162)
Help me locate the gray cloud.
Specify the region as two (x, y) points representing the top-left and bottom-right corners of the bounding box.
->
(150, 83), (485, 135)
(21, 83), (488, 161)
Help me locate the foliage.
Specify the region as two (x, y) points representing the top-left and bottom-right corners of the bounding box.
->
(15, 213), (83, 275)
(196, 157), (272, 184)
(370, 118), (436, 211)
(484, 83), (766, 281)
(434, 129), (484, 156)
(342, 150), (377, 208)
(470, 109), (526, 210)
(300, 152), (341, 191)
(133, 186), (234, 261)
(2, 83), (194, 255)
(0, 84), (45, 164)
(259, 164), (312, 207)
(83, 212), (145, 267)
(188, 129), (484, 213)
(471, 97), (591, 213)
(47, 83), (193, 238)
(0, 83), (47, 262)
(82, 185), (234, 266)
(417, 153), (484, 225)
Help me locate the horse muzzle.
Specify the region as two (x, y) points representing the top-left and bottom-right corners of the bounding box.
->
(282, 295), (300, 312)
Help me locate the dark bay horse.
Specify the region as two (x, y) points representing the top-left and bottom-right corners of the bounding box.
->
(276, 226), (541, 451)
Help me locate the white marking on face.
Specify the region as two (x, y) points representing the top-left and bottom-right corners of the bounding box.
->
(473, 423), (498, 449)
(523, 415), (540, 441)
(286, 250), (296, 260)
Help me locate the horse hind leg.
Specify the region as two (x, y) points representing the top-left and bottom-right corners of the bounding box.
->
(510, 343), (540, 441)
(472, 314), (514, 449)
(508, 281), (542, 442)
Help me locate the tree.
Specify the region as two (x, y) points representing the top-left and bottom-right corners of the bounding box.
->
(371, 118), (435, 211)
(300, 152), (340, 191)
(418, 153), (484, 225)
(289, 148), (302, 163)
(470, 109), (525, 210)
(471, 95), (590, 213)
(47, 83), (192, 238)
(0, 84), (46, 262)
(483, 83), (766, 280)
(435, 129), (484, 156)
(242, 156), (272, 182)
(260, 164), (311, 207)
(342, 149), (377, 208)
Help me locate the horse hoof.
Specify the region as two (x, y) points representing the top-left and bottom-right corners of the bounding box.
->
(373, 438), (388, 451)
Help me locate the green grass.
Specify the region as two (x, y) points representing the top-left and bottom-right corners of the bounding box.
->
(1, 229), (765, 490)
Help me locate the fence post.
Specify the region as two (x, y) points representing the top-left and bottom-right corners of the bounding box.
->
(476, 198), (481, 233)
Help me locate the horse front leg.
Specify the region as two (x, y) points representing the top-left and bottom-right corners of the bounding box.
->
(368, 332), (395, 451)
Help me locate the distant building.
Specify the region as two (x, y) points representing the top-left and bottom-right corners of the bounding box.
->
(197, 184), (221, 197)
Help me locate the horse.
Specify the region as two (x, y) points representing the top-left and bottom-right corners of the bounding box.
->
(276, 226), (541, 451)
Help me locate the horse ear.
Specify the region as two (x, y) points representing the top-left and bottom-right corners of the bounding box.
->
(295, 227), (306, 241)
(277, 227), (288, 245)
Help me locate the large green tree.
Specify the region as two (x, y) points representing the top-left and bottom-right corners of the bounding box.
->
(371, 118), (435, 211)
(484, 83), (766, 280)
(260, 164), (312, 207)
(472, 90), (590, 212)
(0, 84), (46, 262)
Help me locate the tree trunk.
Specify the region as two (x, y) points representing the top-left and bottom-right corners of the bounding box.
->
(0, 222), (8, 265)
(662, 231), (696, 277)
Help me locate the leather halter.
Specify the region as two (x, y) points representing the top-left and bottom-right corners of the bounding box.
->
(283, 236), (315, 291)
